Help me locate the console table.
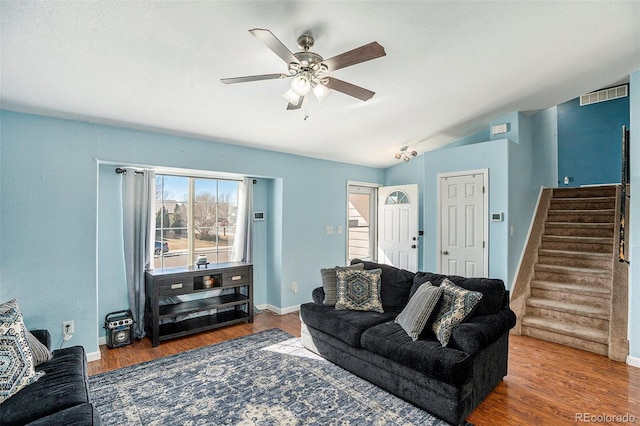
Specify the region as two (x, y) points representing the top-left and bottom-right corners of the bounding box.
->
(145, 262), (253, 347)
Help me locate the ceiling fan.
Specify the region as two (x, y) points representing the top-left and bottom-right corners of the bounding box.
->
(221, 28), (386, 110)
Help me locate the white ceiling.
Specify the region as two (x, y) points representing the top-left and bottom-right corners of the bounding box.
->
(1, 1), (639, 168)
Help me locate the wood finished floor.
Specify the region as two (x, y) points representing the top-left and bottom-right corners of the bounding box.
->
(88, 311), (640, 425)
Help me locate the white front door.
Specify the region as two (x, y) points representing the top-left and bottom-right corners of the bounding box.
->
(378, 184), (419, 272)
(439, 171), (487, 277)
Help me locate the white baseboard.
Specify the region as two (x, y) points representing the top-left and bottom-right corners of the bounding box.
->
(627, 355), (640, 368)
(263, 304), (300, 315)
(98, 336), (107, 346)
(86, 350), (101, 362)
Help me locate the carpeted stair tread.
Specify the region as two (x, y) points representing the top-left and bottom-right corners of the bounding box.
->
(526, 297), (609, 319)
(534, 263), (610, 276)
(552, 187), (617, 198)
(545, 222), (614, 229)
(537, 249), (611, 260)
(541, 235), (613, 244)
(521, 315), (608, 344)
(530, 280), (611, 297)
(547, 209), (615, 215)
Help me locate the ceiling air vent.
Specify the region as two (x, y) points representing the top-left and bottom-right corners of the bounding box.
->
(580, 85), (628, 106)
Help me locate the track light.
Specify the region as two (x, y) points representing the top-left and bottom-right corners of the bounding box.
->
(395, 146), (418, 162)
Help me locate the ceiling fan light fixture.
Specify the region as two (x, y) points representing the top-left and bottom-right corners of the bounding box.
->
(291, 74), (311, 96)
(283, 88), (301, 104)
(312, 82), (331, 103)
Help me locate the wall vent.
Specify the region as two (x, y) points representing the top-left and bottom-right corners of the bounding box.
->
(580, 85), (628, 106)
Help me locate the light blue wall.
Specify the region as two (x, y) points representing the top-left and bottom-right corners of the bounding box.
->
(0, 110), (384, 351)
(629, 70), (640, 361)
(0, 112), (99, 351)
(424, 139), (510, 284)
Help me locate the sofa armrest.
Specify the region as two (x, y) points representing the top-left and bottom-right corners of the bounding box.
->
(447, 308), (516, 354)
(30, 329), (52, 351)
(312, 287), (325, 304)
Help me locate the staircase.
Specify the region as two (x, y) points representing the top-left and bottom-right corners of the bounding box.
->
(512, 185), (629, 360)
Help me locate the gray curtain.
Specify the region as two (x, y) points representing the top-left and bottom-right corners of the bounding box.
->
(232, 177), (253, 263)
(121, 169), (155, 339)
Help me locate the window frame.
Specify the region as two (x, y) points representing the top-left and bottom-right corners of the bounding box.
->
(154, 173), (241, 269)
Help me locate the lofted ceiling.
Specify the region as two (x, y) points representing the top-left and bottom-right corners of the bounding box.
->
(1, 1), (639, 168)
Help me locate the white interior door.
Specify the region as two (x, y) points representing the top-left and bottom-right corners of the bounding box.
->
(378, 184), (418, 272)
(439, 172), (487, 277)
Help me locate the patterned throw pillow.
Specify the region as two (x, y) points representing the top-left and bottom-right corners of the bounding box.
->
(335, 268), (384, 313)
(431, 279), (483, 347)
(395, 282), (443, 340)
(0, 299), (45, 403)
(321, 263), (365, 306)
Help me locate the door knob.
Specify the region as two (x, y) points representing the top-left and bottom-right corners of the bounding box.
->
(411, 245), (417, 249)
(442, 250), (449, 255)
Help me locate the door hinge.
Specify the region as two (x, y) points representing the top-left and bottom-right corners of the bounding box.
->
(482, 186), (485, 194)
(483, 241), (485, 248)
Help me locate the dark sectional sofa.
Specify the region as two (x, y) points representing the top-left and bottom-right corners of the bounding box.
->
(300, 260), (516, 425)
(0, 330), (102, 426)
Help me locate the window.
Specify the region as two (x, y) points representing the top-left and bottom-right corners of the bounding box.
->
(385, 190), (409, 205)
(155, 175), (239, 269)
(347, 184), (377, 263)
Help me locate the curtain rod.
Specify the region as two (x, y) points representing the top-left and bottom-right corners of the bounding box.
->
(115, 167), (144, 175)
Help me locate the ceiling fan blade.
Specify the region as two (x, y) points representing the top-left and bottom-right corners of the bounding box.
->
(322, 41), (386, 72)
(286, 95), (304, 110)
(322, 77), (375, 101)
(249, 28), (300, 65)
(221, 73), (288, 84)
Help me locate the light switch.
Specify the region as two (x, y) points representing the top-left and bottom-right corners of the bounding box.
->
(337, 226), (343, 234)
(326, 226), (334, 235)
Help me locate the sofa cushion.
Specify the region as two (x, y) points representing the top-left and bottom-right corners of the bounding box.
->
(413, 272), (505, 316)
(448, 309), (517, 354)
(395, 282), (443, 340)
(431, 279), (483, 347)
(361, 321), (472, 386)
(0, 299), (45, 404)
(336, 268), (384, 313)
(28, 403), (102, 426)
(300, 302), (396, 347)
(351, 260), (415, 313)
(321, 263), (365, 306)
(0, 346), (91, 425)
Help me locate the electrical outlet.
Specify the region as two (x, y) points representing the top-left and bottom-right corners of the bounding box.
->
(292, 282), (298, 294)
(63, 320), (74, 335)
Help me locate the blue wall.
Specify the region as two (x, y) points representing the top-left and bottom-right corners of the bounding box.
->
(557, 93), (630, 187)
(0, 110), (383, 352)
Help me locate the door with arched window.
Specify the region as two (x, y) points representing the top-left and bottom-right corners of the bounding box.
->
(378, 184), (419, 272)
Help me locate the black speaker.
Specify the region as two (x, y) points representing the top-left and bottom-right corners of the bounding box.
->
(104, 310), (134, 348)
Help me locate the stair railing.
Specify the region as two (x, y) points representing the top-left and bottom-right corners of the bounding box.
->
(619, 125), (630, 264)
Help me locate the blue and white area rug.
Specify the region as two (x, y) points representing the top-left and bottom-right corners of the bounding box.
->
(89, 329), (467, 425)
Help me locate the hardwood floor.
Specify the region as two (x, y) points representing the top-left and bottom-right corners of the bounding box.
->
(88, 311), (640, 425)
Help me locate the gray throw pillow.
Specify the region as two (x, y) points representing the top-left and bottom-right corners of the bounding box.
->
(395, 282), (443, 340)
(321, 263), (364, 306)
(335, 268), (384, 313)
(25, 329), (53, 366)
